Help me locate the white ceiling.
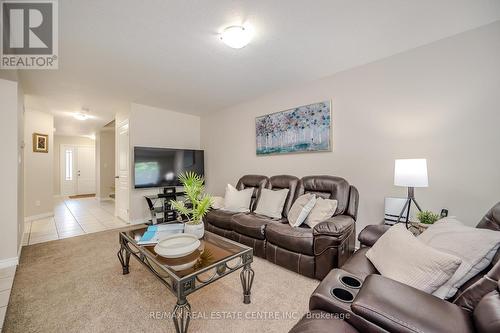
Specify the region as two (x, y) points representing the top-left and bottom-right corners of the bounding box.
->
(18, 0), (500, 136)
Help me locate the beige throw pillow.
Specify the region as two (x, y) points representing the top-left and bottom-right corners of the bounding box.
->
(288, 194), (317, 227)
(305, 198), (337, 228)
(254, 188), (290, 219)
(211, 196), (225, 210)
(365, 224), (462, 294)
(418, 217), (500, 299)
(223, 184), (253, 213)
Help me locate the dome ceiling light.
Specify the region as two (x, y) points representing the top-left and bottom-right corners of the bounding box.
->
(220, 25), (252, 49)
(73, 108), (90, 120)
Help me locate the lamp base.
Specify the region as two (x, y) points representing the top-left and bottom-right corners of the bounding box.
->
(396, 187), (423, 228)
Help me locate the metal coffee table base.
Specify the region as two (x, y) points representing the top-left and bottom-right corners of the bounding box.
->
(169, 265), (255, 333)
(117, 231), (254, 333)
(240, 264), (255, 304)
(173, 298), (191, 333)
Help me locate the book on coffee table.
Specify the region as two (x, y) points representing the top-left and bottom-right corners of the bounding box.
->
(137, 223), (184, 245)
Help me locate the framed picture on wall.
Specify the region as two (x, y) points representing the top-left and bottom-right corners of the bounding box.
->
(33, 133), (49, 153)
(255, 100), (332, 155)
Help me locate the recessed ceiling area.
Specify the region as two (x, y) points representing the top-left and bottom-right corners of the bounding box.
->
(17, 0), (500, 136)
(23, 93), (127, 137)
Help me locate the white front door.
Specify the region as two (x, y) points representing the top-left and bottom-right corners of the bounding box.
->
(60, 144), (96, 196)
(115, 120), (130, 222)
(76, 145), (96, 194)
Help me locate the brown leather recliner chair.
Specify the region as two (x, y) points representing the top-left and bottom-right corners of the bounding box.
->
(290, 202), (500, 333)
(205, 175), (269, 240)
(265, 176), (359, 279)
(290, 278), (500, 333)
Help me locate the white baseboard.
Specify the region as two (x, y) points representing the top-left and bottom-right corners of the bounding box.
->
(18, 235), (24, 258)
(24, 212), (54, 222)
(0, 257), (18, 270)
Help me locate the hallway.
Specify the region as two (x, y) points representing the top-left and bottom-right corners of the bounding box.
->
(23, 198), (127, 245)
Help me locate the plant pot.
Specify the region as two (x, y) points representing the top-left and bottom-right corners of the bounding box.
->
(409, 221), (430, 236)
(184, 220), (205, 239)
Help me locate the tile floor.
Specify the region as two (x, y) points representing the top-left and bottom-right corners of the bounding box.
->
(23, 197), (128, 245)
(0, 265), (16, 329)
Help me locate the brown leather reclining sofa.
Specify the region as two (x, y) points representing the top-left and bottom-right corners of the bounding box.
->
(290, 202), (500, 333)
(205, 174), (359, 280)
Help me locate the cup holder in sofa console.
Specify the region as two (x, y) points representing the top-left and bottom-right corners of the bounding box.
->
(340, 275), (362, 289)
(331, 288), (354, 303)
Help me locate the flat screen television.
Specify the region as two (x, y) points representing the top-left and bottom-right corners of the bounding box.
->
(134, 147), (204, 188)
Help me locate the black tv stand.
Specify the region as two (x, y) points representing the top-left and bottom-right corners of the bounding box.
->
(163, 186), (176, 196)
(144, 188), (185, 225)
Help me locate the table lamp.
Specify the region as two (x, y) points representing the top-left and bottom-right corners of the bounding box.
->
(394, 158), (428, 227)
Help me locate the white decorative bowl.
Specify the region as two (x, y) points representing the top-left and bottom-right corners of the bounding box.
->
(154, 234), (201, 259)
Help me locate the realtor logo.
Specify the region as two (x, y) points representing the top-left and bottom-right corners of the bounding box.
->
(1, 0), (58, 69)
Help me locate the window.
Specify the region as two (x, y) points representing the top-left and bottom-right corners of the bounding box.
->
(65, 149), (73, 180)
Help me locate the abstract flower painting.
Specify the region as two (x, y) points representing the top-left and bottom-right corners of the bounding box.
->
(256, 101), (332, 155)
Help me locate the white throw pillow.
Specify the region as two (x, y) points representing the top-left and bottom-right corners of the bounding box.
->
(223, 184), (253, 213)
(288, 194), (317, 227)
(418, 217), (500, 299)
(254, 188), (290, 219)
(365, 224), (462, 294)
(211, 196), (225, 210)
(305, 198), (337, 228)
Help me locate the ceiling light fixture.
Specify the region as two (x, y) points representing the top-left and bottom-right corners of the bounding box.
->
(73, 108), (90, 121)
(220, 25), (252, 49)
(73, 112), (89, 120)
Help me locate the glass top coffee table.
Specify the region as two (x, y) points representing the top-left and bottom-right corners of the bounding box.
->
(117, 226), (254, 333)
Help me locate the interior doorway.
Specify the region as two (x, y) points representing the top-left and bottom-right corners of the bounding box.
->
(60, 144), (96, 196)
(115, 119), (129, 222)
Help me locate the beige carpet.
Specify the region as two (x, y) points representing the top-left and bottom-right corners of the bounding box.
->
(4, 227), (319, 333)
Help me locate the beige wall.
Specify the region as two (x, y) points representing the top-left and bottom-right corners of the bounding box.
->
(0, 69), (19, 82)
(17, 81), (25, 252)
(201, 22), (500, 233)
(24, 110), (54, 218)
(129, 103), (200, 223)
(53, 135), (95, 196)
(96, 129), (115, 199)
(0, 71), (24, 329)
(0, 78), (20, 262)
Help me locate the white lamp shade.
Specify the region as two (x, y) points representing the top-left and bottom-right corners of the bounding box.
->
(394, 159), (428, 187)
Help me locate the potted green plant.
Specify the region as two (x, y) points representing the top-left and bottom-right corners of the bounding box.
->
(416, 210), (440, 225)
(170, 171), (212, 239)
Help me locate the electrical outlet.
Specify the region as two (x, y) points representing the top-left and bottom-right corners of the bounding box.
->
(35, 200), (41, 207)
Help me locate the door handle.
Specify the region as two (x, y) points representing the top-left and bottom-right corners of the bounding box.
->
(115, 176), (120, 179)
